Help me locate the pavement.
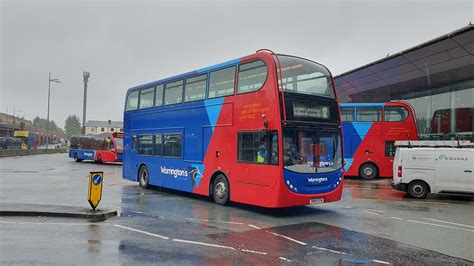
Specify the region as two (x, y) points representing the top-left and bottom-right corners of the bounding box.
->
(0, 203), (117, 220)
(0, 153), (473, 265)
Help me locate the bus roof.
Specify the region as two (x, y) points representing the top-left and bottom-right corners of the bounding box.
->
(127, 57), (241, 94)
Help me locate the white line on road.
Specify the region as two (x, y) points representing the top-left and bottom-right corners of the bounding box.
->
(240, 249), (267, 255)
(372, 259), (391, 265)
(172, 238), (236, 250)
(266, 231), (307, 246)
(113, 224), (170, 240)
(422, 218), (474, 229)
(407, 220), (474, 232)
(248, 224), (262, 229)
(363, 210), (383, 216)
(312, 246), (346, 254)
(185, 218), (245, 225)
(364, 209), (385, 213)
(278, 256), (292, 262)
(390, 217), (403, 221)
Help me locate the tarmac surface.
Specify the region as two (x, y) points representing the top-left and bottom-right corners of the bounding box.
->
(1, 154), (473, 265)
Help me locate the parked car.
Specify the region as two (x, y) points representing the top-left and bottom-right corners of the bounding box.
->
(392, 147), (473, 198)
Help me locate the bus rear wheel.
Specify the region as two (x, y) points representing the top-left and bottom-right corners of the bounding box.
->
(212, 174), (229, 206)
(74, 153), (82, 162)
(139, 165), (150, 189)
(359, 163), (378, 180)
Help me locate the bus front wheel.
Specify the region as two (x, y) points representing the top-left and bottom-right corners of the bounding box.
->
(212, 174), (229, 206)
(359, 163), (378, 180)
(139, 165), (150, 189)
(74, 153), (82, 162)
(96, 155), (103, 164)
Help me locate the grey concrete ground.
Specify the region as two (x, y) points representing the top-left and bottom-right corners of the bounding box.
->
(0, 154), (473, 265)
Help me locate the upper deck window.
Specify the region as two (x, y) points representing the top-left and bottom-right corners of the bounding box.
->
(139, 87), (155, 109)
(125, 90), (139, 111)
(356, 106), (382, 122)
(384, 106), (409, 122)
(164, 80), (184, 105)
(340, 107), (355, 122)
(208, 66), (236, 99)
(155, 85), (164, 106)
(237, 60), (267, 94)
(185, 74), (207, 102)
(278, 55), (334, 98)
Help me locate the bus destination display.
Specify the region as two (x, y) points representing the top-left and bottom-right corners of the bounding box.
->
(293, 103), (330, 119)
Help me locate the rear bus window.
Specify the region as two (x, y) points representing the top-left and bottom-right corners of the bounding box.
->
(139, 87), (155, 109)
(126, 91), (139, 111)
(356, 106), (382, 122)
(384, 106), (409, 122)
(185, 74), (207, 102)
(164, 80), (184, 105)
(237, 60), (267, 94)
(208, 66), (236, 99)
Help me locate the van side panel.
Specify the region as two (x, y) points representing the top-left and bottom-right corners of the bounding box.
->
(403, 149), (436, 192)
(435, 149), (474, 193)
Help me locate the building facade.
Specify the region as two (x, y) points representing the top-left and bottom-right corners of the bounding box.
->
(335, 24), (473, 140)
(85, 120), (123, 135)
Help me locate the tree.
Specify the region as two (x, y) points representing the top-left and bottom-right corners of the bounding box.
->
(33, 116), (59, 131)
(64, 115), (81, 138)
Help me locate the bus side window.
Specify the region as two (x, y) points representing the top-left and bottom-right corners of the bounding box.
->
(340, 107), (354, 122)
(238, 131), (278, 165)
(132, 136), (137, 151)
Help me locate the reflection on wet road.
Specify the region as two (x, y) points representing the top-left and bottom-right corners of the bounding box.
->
(1, 154), (473, 264)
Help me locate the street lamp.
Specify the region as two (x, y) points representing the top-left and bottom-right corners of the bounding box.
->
(46, 72), (61, 150)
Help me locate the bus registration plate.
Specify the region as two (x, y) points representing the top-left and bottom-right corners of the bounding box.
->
(310, 198), (324, 205)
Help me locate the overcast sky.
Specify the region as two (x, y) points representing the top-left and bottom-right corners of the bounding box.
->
(1, 0), (473, 128)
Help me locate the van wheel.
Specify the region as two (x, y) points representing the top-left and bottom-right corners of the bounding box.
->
(212, 174), (229, 205)
(407, 181), (429, 199)
(139, 165), (150, 189)
(74, 153), (82, 162)
(359, 163), (378, 180)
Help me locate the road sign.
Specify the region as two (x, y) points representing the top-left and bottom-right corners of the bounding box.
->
(88, 171), (103, 210)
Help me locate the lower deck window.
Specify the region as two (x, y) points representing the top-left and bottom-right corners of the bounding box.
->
(163, 134), (182, 158)
(138, 135), (153, 155)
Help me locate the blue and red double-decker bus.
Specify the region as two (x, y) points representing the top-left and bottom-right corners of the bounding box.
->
(69, 132), (123, 163)
(122, 50), (343, 207)
(340, 101), (418, 179)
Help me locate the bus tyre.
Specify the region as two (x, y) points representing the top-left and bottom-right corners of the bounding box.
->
(97, 155), (103, 164)
(74, 153), (82, 162)
(407, 180), (429, 199)
(139, 165), (150, 189)
(212, 174), (229, 206)
(360, 163), (378, 180)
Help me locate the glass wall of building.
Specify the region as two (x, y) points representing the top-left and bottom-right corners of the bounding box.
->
(401, 80), (473, 140)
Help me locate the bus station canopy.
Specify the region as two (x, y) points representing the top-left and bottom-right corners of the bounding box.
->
(334, 24), (474, 102)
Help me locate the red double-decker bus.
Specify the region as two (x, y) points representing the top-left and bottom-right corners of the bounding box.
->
(340, 101), (418, 179)
(69, 132), (123, 163)
(123, 50), (344, 207)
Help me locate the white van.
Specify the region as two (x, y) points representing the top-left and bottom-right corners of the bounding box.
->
(392, 147), (474, 198)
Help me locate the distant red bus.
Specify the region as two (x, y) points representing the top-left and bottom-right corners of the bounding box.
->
(69, 132), (123, 163)
(340, 101), (418, 179)
(430, 107), (473, 138)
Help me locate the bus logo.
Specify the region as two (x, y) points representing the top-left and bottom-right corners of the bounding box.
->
(308, 177), (328, 183)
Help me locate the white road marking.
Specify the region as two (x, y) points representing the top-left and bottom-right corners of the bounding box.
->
(364, 209), (385, 213)
(407, 220), (474, 232)
(372, 259), (391, 264)
(172, 238), (236, 250)
(113, 224), (169, 240)
(130, 210), (144, 214)
(266, 231), (307, 246)
(312, 246), (346, 254)
(391, 217), (403, 221)
(240, 249), (267, 255)
(185, 218), (245, 225)
(363, 210), (383, 216)
(278, 256), (292, 262)
(248, 224), (262, 229)
(423, 218), (474, 229)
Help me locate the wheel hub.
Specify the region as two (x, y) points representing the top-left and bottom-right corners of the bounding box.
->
(215, 181), (226, 199)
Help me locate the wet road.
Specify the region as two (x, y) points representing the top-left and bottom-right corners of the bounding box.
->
(1, 154), (473, 265)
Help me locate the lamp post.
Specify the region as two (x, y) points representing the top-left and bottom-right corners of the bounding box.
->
(82, 71), (90, 134)
(46, 72), (61, 150)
